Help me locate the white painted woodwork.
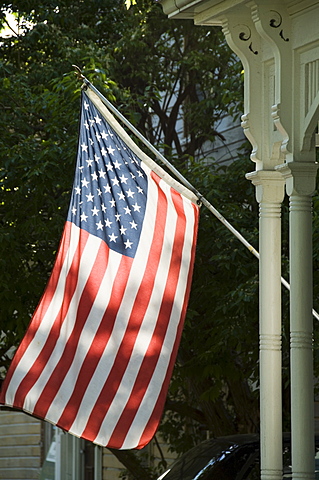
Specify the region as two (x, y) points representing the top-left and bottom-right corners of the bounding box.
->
(160, 1), (319, 478)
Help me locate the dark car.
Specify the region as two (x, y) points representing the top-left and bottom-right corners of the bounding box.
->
(157, 434), (319, 480)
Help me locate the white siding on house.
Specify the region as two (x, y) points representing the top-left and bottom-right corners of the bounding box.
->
(102, 450), (125, 480)
(201, 116), (246, 165)
(0, 410), (42, 480)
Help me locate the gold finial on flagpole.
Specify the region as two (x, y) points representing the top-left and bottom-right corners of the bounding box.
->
(72, 64), (84, 81)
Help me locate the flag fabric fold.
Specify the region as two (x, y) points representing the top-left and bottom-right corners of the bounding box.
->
(0, 87), (199, 449)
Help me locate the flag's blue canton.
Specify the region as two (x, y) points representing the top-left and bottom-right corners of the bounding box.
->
(67, 92), (148, 258)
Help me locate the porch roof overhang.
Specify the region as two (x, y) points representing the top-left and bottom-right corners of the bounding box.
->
(160, 0), (318, 26)
(160, 0), (246, 23)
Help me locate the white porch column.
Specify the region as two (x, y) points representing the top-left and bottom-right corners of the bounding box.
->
(278, 162), (318, 480)
(223, 9), (286, 477)
(247, 171), (285, 480)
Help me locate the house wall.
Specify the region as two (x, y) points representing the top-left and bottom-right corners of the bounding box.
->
(0, 410), (42, 480)
(102, 450), (125, 479)
(207, 115), (246, 165)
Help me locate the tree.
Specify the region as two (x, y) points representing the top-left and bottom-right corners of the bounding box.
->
(1, 1), (308, 478)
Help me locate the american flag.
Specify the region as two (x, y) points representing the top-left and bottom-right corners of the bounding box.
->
(0, 88), (199, 449)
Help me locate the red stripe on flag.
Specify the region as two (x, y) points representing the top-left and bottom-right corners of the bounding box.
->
(56, 253), (134, 431)
(79, 174), (168, 443)
(106, 187), (187, 449)
(12, 227), (90, 409)
(138, 201), (199, 448)
(32, 239), (110, 419)
(0, 222), (72, 404)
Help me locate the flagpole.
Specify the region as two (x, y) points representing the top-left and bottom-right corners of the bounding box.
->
(72, 66), (319, 321)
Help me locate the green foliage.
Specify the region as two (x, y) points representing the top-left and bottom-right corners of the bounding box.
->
(0, 70), (77, 361)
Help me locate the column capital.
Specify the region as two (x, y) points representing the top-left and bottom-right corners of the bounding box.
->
(276, 162), (318, 196)
(246, 169), (286, 204)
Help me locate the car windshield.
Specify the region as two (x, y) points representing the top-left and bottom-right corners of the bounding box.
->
(157, 434), (319, 480)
